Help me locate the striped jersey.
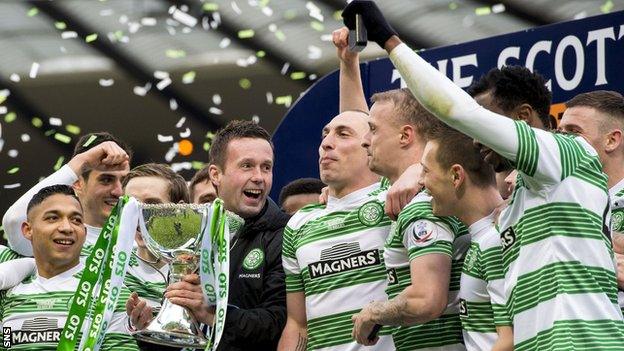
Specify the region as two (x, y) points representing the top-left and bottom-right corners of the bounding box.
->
(283, 183), (395, 351)
(0, 245), (21, 264)
(0, 263), (139, 351)
(384, 191), (469, 351)
(458, 213), (508, 351)
(124, 249), (168, 309)
(609, 177), (624, 315)
(500, 121), (624, 350)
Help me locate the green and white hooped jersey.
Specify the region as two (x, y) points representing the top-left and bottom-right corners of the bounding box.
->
(500, 122), (624, 350)
(609, 177), (624, 315)
(0, 263), (138, 351)
(124, 250), (168, 310)
(283, 183), (395, 351)
(459, 214), (509, 351)
(0, 245), (21, 264)
(384, 191), (469, 351)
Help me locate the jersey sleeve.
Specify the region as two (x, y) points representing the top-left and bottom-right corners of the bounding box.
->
(403, 219), (454, 261)
(481, 243), (511, 326)
(2, 165), (78, 256)
(282, 225), (304, 293)
(0, 245), (22, 264)
(0, 257), (36, 290)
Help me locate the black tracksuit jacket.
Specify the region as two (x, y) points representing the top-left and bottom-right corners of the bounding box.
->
(217, 198), (290, 351)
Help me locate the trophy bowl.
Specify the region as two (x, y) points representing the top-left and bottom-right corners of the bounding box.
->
(134, 203), (209, 348)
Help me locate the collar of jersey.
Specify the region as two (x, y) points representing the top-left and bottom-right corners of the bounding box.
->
(609, 176), (624, 198)
(468, 211), (497, 239)
(35, 261), (84, 283)
(326, 182), (381, 210)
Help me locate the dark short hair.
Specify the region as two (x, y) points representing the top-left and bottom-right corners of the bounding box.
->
(189, 166), (211, 200)
(371, 88), (443, 138)
(209, 120), (273, 169)
(566, 90), (624, 130)
(468, 66), (552, 128)
(72, 132), (133, 179)
(122, 163), (190, 203)
(27, 184), (81, 216)
(427, 125), (495, 188)
(279, 178), (325, 206)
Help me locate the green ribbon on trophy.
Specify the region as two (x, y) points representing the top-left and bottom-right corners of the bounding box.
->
(200, 198), (232, 350)
(57, 196), (136, 351)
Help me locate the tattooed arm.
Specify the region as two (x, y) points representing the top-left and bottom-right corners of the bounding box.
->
(278, 291), (308, 351)
(352, 253), (451, 344)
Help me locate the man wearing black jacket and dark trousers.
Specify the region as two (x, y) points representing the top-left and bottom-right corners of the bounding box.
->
(128, 120), (288, 350)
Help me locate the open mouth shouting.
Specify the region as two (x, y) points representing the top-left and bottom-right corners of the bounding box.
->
(243, 189), (264, 203)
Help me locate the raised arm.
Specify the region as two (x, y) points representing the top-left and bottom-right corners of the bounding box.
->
(333, 27), (369, 113)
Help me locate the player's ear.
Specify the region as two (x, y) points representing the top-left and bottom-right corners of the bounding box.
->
(605, 129), (622, 153)
(450, 164), (465, 188)
(22, 221), (33, 242)
(209, 164), (222, 188)
(515, 103), (534, 125)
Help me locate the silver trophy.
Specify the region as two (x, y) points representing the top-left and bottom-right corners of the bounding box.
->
(134, 203), (209, 348)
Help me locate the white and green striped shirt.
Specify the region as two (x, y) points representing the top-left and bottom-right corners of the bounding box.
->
(0, 245), (21, 264)
(283, 183), (395, 351)
(0, 263), (139, 351)
(390, 42), (624, 350)
(384, 192), (468, 351)
(609, 177), (624, 315)
(459, 213), (509, 351)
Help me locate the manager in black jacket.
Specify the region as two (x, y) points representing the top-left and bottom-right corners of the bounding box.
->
(128, 120), (289, 350)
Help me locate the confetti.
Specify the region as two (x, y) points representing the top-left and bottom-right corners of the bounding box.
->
(262, 7), (273, 16)
(7, 150), (18, 158)
(192, 161), (204, 170)
(182, 71), (196, 84)
(310, 21), (324, 31)
(154, 71), (170, 80)
(276, 95), (293, 107)
(45, 129), (55, 137)
(169, 99), (178, 111)
(4, 183), (21, 189)
(66, 124), (81, 135)
(308, 45), (322, 60)
(212, 94), (222, 105)
(284, 9), (297, 20)
(54, 156), (65, 171)
(281, 63), (290, 75)
(54, 133), (72, 144)
(178, 139), (193, 156)
(309, 74), (317, 80)
(29, 62), (40, 79)
(49, 117), (62, 126)
(601, 0), (614, 13)
(266, 92), (273, 104)
(219, 38), (232, 49)
(290, 72), (306, 80)
(449, 2), (458, 10)
(179, 128), (191, 138)
(54, 22), (67, 30)
(156, 78), (172, 90)
(157, 134), (174, 142)
(83, 134), (97, 147)
(203, 3), (219, 11)
(9, 74), (20, 82)
(141, 17), (157, 26)
(172, 8), (198, 27)
(0, 107), (6, 114)
(333, 10), (342, 21)
(61, 31), (78, 39)
(0, 139), (3, 153)
(203, 142), (211, 151)
(306, 2), (324, 22)
(492, 4), (505, 13)
(21, 134), (30, 142)
(85, 33), (98, 43)
(32, 117), (43, 128)
(275, 30), (286, 41)
(165, 144), (177, 162)
(231, 2), (242, 15)
(99, 78), (114, 87)
(238, 29), (255, 39)
(239, 78), (252, 89)
(475, 7), (491, 15)
(7, 167), (19, 175)
(176, 117), (186, 128)
(128, 22), (141, 34)
(165, 49), (186, 59)
(133, 82), (152, 96)
(256, 50), (266, 58)
(268, 23), (277, 32)
(320, 34), (332, 41)
(171, 162), (192, 172)
(209, 107), (223, 115)
(27, 7), (39, 17)
(4, 112), (16, 123)
(252, 115), (260, 123)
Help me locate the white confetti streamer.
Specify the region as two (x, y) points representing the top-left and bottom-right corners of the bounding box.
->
(219, 38), (231, 48)
(306, 2), (324, 22)
(4, 183), (21, 189)
(492, 4), (506, 13)
(0, 139), (3, 153)
(21, 134), (30, 142)
(165, 143), (178, 162)
(156, 77), (172, 90)
(266, 92), (273, 104)
(61, 31), (78, 39)
(133, 82), (152, 96)
(281, 62), (290, 75)
(99, 79), (114, 87)
(8, 149), (18, 158)
(9, 74), (20, 82)
(141, 17), (157, 26)
(154, 71), (170, 79)
(29, 62), (40, 78)
(262, 7), (273, 16)
(231, 1), (242, 15)
(252, 115), (260, 124)
(176, 117), (186, 128)
(170, 162), (192, 172)
(170, 99), (178, 111)
(172, 8), (198, 27)
(179, 128), (191, 138)
(0, 107), (7, 114)
(49, 117), (62, 126)
(308, 45), (322, 60)
(157, 134), (174, 142)
(212, 94), (222, 105)
(209, 107), (223, 115)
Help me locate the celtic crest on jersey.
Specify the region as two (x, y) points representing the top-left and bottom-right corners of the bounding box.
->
(243, 248), (264, 270)
(358, 201), (383, 226)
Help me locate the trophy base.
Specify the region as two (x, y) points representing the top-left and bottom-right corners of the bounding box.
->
(133, 329), (208, 349)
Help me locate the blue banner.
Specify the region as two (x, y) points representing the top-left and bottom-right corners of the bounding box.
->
(271, 11), (624, 200)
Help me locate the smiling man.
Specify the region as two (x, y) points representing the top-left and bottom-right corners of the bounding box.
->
(0, 185), (138, 351)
